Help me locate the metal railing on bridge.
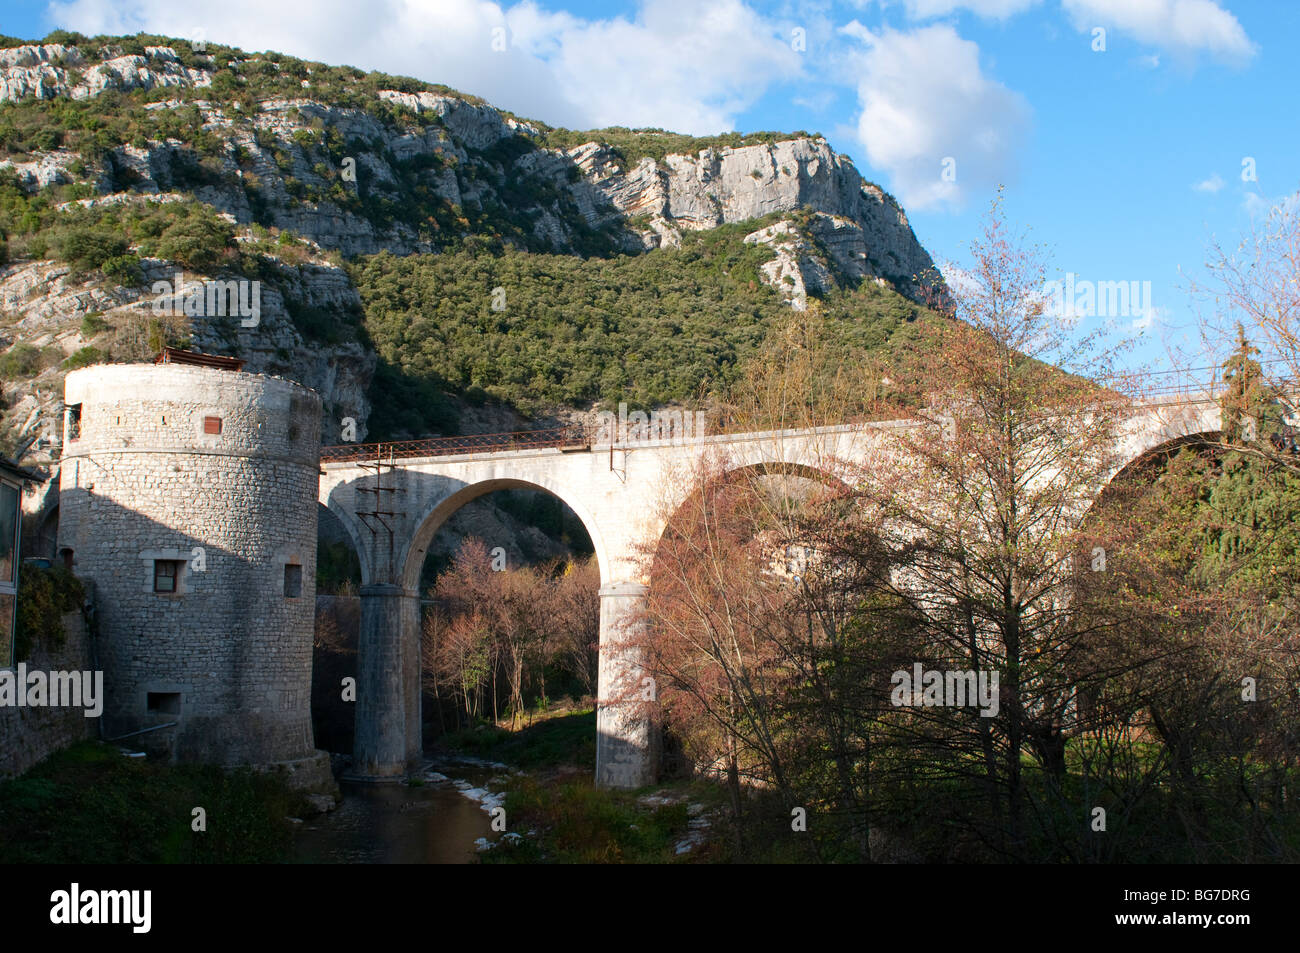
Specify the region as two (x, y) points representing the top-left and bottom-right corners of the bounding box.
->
(320, 424), (593, 464)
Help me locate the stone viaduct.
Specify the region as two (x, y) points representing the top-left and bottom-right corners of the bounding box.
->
(319, 396), (1222, 788)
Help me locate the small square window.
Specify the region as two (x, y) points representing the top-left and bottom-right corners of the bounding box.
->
(203, 416), (223, 435)
(284, 563), (302, 599)
(147, 692), (181, 715)
(153, 559), (182, 593)
(67, 403), (82, 441)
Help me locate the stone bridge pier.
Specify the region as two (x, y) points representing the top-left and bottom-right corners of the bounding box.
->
(352, 583), (421, 778)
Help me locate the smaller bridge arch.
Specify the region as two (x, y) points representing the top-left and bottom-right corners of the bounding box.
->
(320, 495), (374, 586)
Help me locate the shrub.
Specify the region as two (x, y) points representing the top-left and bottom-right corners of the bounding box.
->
(62, 346), (105, 370)
(0, 343), (60, 379)
(14, 566), (84, 661)
(100, 253), (142, 284)
(155, 211), (234, 270)
(80, 312), (110, 337)
(55, 226), (128, 274)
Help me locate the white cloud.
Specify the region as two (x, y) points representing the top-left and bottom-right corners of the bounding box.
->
(1137, 52), (1161, 68)
(1061, 0), (1256, 62)
(1193, 173), (1224, 192)
(900, 0), (1041, 19)
(522, 0), (805, 132)
(841, 21), (1029, 210)
(1243, 190), (1300, 219)
(44, 0), (804, 134)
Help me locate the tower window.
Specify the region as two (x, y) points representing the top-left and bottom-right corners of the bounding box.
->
(153, 559), (183, 593)
(147, 692), (181, 715)
(67, 403), (82, 441)
(203, 416), (223, 435)
(283, 563), (302, 599)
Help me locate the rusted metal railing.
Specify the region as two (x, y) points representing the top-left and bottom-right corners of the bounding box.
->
(320, 424), (592, 464)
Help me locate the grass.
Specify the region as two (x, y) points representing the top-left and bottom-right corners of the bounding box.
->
(0, 741), (308, 863)
(438, 706), (735, 862)
(482, 774), (706, 863)
(436, 708), (598, 770)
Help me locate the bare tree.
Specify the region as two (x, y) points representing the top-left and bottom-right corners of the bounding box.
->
(1186, 192), (1300, 470)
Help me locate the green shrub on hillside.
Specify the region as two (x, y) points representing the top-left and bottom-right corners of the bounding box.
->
(55, 225), (127, 274)
(0, 342), (62, 379)
(152, 208), (234, 270)
(62, 345), (105, 371)
(79, 312), (110, 337)
(351, 224), (934, 437)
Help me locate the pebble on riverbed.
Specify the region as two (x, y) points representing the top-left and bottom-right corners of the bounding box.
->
(303, 793), (339, 815)
(475, 832), (523, 852)
(457, 786), (506, 813)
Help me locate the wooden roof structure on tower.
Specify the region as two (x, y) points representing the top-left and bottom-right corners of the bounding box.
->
(153, 348), (246, 372)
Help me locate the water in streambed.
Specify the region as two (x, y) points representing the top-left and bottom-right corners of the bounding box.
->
(290, 759), (509, 864)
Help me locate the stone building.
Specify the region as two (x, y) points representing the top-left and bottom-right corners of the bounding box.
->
(57, 352), (331, 783)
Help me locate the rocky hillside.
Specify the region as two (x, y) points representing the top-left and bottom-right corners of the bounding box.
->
(0, 32), (942, 465)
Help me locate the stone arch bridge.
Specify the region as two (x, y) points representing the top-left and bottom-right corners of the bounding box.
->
(320, 397), (1221, 787)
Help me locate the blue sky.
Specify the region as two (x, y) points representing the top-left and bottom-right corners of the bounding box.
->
(1, 0), (1293, 374)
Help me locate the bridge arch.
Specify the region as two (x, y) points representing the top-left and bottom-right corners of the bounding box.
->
(1099, 429), (1223, 499)
(649, 456), (856, 562)
(320, 489), (376, 585)
(399, 475), (611, 592)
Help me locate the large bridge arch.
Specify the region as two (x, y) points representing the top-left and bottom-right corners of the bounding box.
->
(398, 475), (612, 592)
(646, 457), (855, 573)
(394, 473), (649, 788)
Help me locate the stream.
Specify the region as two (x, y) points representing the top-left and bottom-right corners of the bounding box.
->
(290, 759), (508, 864)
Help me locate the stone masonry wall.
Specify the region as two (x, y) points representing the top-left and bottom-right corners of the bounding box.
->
(0, 612), (97, 779)
(58, 363), (321, 766)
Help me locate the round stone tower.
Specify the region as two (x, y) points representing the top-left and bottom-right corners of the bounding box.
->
(58, 357), (324, 771)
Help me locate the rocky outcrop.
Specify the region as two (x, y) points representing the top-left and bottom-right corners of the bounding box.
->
(581, 138), (937, 296)
(376, 90), (540, 147)
(0, 149), (82, 189)
(0, 44), (211, 102)
(743, 220), (833, 310)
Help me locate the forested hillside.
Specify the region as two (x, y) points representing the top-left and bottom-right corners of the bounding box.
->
(352, 220), (933, 438)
